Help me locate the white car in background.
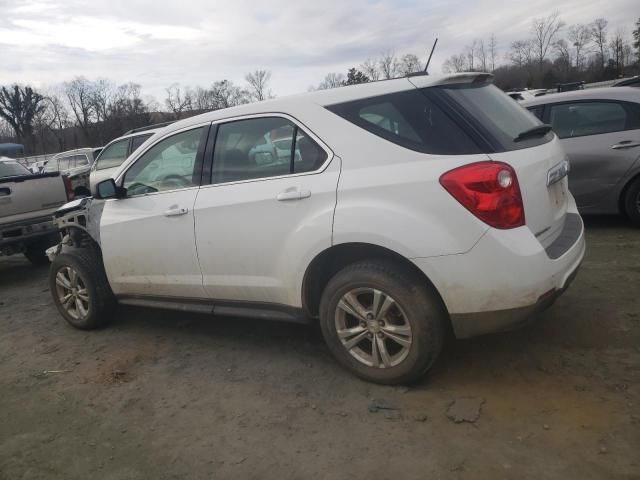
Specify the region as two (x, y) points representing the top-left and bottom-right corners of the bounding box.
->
(507, 89), (547, 102)
(89, 124), (171, 194)
(48, 72), (584, 384)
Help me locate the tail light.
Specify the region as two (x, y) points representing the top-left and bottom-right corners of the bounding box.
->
(62, 175), (75, 201)
(439, 161), (525, 229)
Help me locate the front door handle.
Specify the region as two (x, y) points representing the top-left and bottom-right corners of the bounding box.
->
(276, 189), (311, 201)
(164, 207), (188, 217)
(611, 141), (640, 150)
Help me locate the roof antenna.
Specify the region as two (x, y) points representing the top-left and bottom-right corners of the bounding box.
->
(424, 37), (438, 75)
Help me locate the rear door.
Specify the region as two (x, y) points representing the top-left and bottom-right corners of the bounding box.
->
(545, 100), (640, 207)
(193, 115), (338, 306)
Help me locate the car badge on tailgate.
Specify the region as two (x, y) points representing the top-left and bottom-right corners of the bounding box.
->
(547, 159), (570, 187)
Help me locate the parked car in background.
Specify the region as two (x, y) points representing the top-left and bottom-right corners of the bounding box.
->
(48, 73), (584, 384)
(507, 89), (547, 102)
(0, 157), (72, 264)
(523, 87), (640, 226)
(612, 76), (640, 88)
(45, 148), (103, 197)
(89, 123), (172, 194)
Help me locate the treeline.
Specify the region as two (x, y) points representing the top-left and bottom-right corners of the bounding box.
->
(442, 13), (640, 90)
(0, 70), (275, 155)
(1, 14), (639, 155)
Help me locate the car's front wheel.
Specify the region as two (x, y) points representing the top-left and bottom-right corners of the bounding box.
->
(49, 248), (115, 329)
(319, 260), (446, 385)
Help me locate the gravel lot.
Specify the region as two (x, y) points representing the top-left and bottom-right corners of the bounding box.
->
(1, 216), (639, 480)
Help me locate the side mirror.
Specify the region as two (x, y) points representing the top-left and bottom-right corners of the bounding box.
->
(95, 179), (126, 200)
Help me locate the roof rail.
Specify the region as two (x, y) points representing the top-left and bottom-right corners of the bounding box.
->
(125, 121), (174, 135)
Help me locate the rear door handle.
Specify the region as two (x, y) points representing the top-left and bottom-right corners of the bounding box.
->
(611, 141), (640, 150)
(0, 187), (11, 197)
(276, 189), (311, 201)
(164, 207), (188, 217)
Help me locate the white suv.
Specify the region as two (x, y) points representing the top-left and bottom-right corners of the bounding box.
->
(48, 73), (585, 384)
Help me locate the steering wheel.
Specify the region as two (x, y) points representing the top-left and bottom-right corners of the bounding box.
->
(160, 175), (190, 189)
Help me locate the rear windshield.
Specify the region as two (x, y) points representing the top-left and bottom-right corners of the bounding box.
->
(326, 82), (552, 154)
(0, 161), (30, 178)
(435, 83), (552, 151)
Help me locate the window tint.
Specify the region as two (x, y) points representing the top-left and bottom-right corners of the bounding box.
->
(327, 89), (481, 155)
(123, 127), (204, 196)
(130, 133), (153, 153)
(212, 117), (327, 184)
(548, 102), (628, 138)
(527, 106), (544, 120)
(96, 139), (129, 170)
(437, 83), (550, 151)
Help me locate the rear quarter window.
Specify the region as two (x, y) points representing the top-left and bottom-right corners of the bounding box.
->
(326, 89), (482, 155)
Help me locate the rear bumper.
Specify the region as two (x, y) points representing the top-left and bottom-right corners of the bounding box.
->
(413, 200), (585, 338)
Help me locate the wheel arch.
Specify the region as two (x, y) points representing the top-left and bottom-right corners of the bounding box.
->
(301, 242), (449, 321)
(619, 171), (640, 217)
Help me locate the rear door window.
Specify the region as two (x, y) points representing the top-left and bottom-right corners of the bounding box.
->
(212, 117), (328, 184)
(548, 101), (636, 139)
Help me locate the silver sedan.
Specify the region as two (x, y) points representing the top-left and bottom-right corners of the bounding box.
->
(523, 87), (640, 226)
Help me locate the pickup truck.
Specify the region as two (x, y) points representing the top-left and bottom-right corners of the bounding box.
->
(0, 157), (71, 264)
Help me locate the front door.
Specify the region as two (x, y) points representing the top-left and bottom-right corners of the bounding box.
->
(100, 125), (209, 298)
(193, 116), (339, 307)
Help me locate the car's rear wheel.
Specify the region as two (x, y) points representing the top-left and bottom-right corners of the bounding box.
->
(49, 248), (115, 329)
(319, 260), (446, 385)
(624, 177), (640, 227)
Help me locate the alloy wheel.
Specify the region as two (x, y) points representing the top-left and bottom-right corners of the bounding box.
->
(334, 288), (412, 368)
(55, 266), (90, 320)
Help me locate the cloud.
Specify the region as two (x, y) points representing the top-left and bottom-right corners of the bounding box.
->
(0, 0), (637, 99)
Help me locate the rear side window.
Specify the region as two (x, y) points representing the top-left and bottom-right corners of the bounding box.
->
(327, 89), (481, 155)
(0, 161), (30, 178)
(212, 117), (328, 184)
(548, 102), (638, 139)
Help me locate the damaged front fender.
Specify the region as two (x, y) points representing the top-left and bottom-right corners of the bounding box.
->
(46, 197), (105, 261)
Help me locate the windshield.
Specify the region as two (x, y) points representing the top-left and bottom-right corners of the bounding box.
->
(0, 161), (31, 178)
(434, 83), (553, 151)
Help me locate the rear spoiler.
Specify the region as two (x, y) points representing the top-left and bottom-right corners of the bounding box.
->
(0, 171), (61, 184)
(409, 72), (494, 89)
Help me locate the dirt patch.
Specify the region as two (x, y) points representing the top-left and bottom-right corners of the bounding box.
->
(0, 216), (638, 479)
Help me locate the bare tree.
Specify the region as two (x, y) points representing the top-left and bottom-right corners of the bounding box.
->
(245, 70), (273, 102)
(508, 40), (535, 67)
(379, 51), (399, 79)
(590, 18), (608, 69)
(553, 39), (572, 75)
(37, 93), (69, 151)
(64, 77), (95, 139)
(316, 73), (346, 90)
(442, 54), (467, 73)
(476, 40), (488, 72)
(361, 58), (380, 81)
(0, 84), (45, 153)
(568, 24), (591, 71)
(488, 34), (498, 71)
(609, 29), (626, 76)
(531, 12), (565, 71)
(210, 80), (249, 109)
(466, 40), (477, 71)
(164, 83), (193, 119)
(398, 53), (423, 75)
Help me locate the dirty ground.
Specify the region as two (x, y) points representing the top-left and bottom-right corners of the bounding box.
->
(0, 217), (638, 479)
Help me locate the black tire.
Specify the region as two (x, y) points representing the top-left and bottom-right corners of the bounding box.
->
(49, 247), (116, 330)
(624, 178), (640, 227)
(319, 260), (446, 385)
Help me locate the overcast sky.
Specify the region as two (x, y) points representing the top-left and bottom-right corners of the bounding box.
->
(0, 0), (637, 100)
